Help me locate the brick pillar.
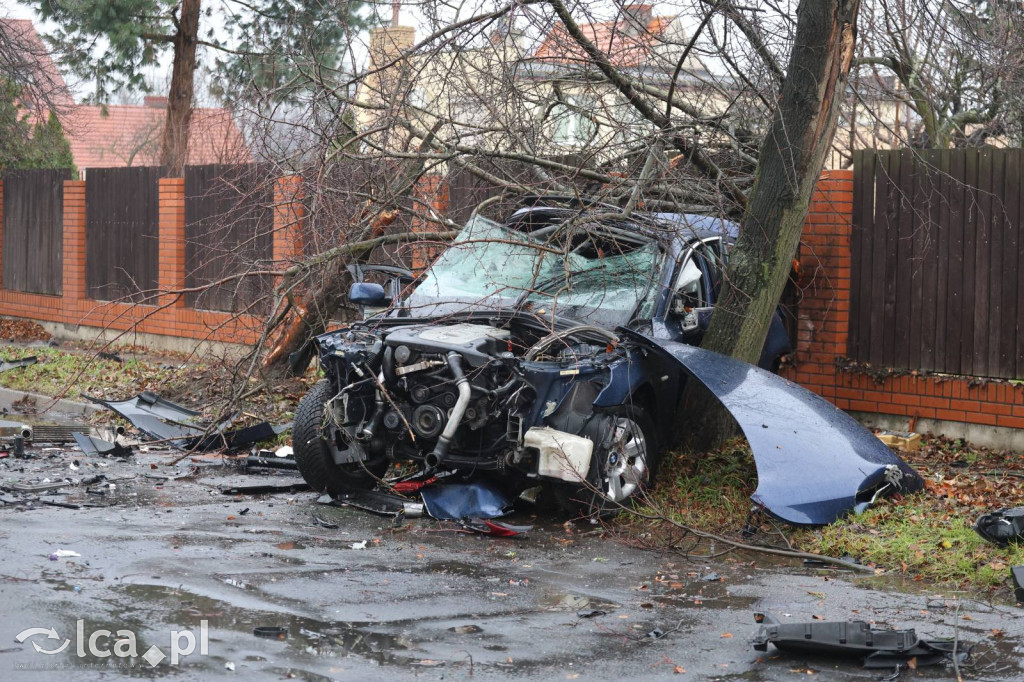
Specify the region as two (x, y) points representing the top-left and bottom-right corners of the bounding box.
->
(797, 171), (854, 360)
(157, 178), (186, 308)
(62, 180), (87, 301)
(0, 179), (4, 285)
(272, 176), (304, 265)
(411, 174), (449, 271)
(782, 170), (853, 397)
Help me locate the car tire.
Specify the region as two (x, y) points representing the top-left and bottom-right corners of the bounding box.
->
(552, 404), (660, 518)
(293, 380), (387, 494)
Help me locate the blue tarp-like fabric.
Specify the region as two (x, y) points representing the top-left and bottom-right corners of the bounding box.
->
(421, 482), (513, 520)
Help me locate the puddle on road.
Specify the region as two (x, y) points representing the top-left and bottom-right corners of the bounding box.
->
(537, 592), (619, 612)
(117, 583), (419, 667)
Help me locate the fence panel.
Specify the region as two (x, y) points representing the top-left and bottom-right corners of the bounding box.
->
(2, 169), (70, 295)
(851, 148), (1024, 379)
(86, 166), (162, 302)
(184, 164), (273, 312)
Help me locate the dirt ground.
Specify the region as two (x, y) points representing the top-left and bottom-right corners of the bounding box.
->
(1, 437), (1023, 681)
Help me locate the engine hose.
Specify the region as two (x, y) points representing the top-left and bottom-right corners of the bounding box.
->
(381, 345), (399, 386)
(424, 352), (470, 469)
(358, 371), (387, 440)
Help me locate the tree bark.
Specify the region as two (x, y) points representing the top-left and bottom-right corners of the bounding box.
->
(261, 209), (401, 378)
(695, 0), (861, 441)
(161, 0), (201, 176)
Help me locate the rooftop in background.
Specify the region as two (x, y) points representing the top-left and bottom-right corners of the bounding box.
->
(4, 20), (250, 169)
(0, 18), (74, 110)
(532, 4), (682, 70)
(64, 104), (251, 169)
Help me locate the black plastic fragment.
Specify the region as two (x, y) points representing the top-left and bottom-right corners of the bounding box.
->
(309, 511), (339, 529)
(0, 356), (37, 373)
(220, 482), (310, 495)
(253, 626), (287, 640)
(975, 507), (1024, 546)
(188, 422), (289, 451)
(328, 489), (424, 517)
(73, 432), (133, 457)
(245, 455), (298, 471)
(1012, 566), (1024, 604)
(577, 610), (607, 619)
(750, 613), (969, 669)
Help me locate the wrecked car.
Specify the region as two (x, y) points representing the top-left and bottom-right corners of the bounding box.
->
(293, 203), (924, 523)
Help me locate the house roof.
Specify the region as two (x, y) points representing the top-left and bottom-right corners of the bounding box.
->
(0, 18), (74, 110)
(5, 20), (250, 169)
(62, 104), (251, 169)
(533, 10), (678, 69)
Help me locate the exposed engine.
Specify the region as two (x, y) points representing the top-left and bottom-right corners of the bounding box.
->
(314, 320), (625, 482)
(375, 323), (522, 469)
(318, 323), (526, 473)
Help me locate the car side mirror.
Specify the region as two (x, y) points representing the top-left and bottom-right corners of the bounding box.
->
(349, 282), (391, 307)
(678, 306), (714, 333)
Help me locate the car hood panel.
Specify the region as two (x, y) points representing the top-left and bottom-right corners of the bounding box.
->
(625, 333), (925, 525)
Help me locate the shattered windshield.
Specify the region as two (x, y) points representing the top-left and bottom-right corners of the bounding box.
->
(407, 215), (661, 327)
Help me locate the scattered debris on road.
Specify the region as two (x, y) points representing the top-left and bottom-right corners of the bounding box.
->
(72, 432), (133, 457)
(84, 391), (287, 452)
(751, 612), (971, 669)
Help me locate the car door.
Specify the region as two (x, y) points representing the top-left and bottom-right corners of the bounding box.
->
(662, 244), (716, 345)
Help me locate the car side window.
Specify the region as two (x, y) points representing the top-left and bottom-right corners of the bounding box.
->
(698, 239), (724, 301)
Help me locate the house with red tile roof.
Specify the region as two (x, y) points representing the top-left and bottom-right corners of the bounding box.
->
(1, 18), (74, 111)
(64, 97), (250, 169)
(532, 4), (706, 74)
(525, 4), (720, 151)
(4, 20), (249, 170)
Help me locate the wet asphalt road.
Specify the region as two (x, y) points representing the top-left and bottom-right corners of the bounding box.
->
(0, 448), (1022, 681)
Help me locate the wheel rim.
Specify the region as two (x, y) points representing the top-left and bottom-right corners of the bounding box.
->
(601, 416), (648, 502)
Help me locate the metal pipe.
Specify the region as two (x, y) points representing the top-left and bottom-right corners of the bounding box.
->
(358, 373), (387, 440)
(424, 352), (470, 469)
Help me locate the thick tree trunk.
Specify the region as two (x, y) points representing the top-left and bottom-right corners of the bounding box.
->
(704, 0), (859, 362)
(693, 0), (861, 444)
(161, 0), (201, 176)
(261, 210), (400, 379)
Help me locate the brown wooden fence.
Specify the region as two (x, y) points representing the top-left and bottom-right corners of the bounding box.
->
(850, 148), (1024, 379)
(1, 169), (70, 295)
(184, 164), (273, 312)
(86, 166), (162, 302)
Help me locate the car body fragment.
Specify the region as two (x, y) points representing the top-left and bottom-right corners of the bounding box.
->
(623, 331), (925, 525)
(85, 392), (285, 451)
(751, 613), (967, 669)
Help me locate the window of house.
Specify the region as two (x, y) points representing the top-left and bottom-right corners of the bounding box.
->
(552, 94), (598, 144)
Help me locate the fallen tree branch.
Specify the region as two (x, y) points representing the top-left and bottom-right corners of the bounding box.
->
(628, 506), (874, 573)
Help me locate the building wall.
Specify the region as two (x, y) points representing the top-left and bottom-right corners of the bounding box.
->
(782, 170), (1024, 437)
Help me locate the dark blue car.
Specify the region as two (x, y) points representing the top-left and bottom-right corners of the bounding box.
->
(294, 204), (922, 523)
